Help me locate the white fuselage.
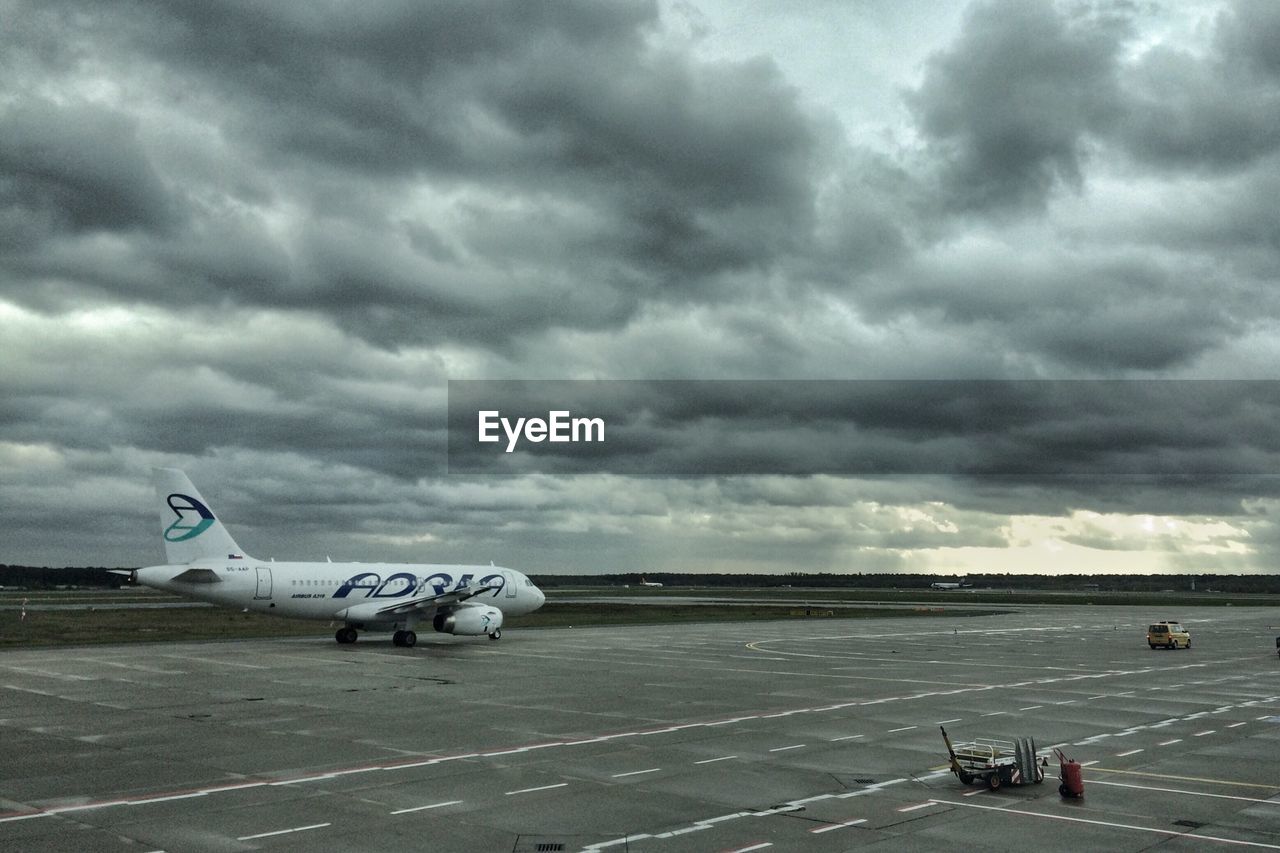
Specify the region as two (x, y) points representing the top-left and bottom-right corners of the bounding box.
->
(135, 560), (545, 622)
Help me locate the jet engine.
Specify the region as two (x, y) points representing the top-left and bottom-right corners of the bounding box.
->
(433, 605), (503, 636)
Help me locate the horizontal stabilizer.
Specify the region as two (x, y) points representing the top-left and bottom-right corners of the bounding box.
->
(171, 568), (223, 584)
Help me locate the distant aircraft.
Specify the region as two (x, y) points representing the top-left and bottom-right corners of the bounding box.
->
(930, 581), (971, 590)
(122, 469), (545, 646)
(639, 576), (663, 588)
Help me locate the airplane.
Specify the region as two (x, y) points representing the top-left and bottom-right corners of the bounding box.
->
(930, 581), (971, 590)
(639, 576), (663, 588)
(123, 468), (545, 646)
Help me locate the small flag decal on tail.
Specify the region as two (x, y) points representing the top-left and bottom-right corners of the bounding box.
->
(228, 553), (243, 560)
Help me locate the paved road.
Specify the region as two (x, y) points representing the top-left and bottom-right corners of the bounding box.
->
(2, 604), (1278, 851)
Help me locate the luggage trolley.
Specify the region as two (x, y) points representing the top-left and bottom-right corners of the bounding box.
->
(940, 726), (1045, 790)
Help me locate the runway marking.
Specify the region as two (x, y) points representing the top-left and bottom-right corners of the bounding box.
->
(3, 685), (55, 696)
(82, 659), (186, 674)
(811, 817), (867, 833)
(888, 726), (917, 733)
(1018, 705), (1042, 711)
(165, 655), (266, 669)
(2, 667), (95, 681)
(768, 744), (805, 752)
(612, 768), (661, 777)
(506, 783), (568, 795)
(1227, 722), (1247, 728)
(963, 789), (987, 797)
(270, 774), (335, 785)
(980, 711), (1006, 716)
(1115, 749), (1143, 757)
(1087, 768), (1280, 791)
(237, 823), (330, 841)
(897, 802), (938, 812)
(390, 800), (462, 814)
(695, 755), (738, 764)
(830, 734), (863, 741)
(1158, 739), (1183, 746)
(582, 778), (908, 851)
(723, 843), (771, 852)
(1193, 730), (1217, 737)
(935, 718), (962, 724)
(1090, 781), (1280, 805)
(929, 798), (1280, 850)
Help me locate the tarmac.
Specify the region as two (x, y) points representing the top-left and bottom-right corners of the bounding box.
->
(2, 603), (1278, 852)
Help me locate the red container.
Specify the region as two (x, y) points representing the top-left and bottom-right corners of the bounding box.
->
(1054, 748), (1085, 798)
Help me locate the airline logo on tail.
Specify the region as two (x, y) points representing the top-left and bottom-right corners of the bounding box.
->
(163, 493), (216, 542)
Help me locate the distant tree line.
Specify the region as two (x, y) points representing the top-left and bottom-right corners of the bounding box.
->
(3, 565), (1279, 594)
(531, 571), (1280, 594)
(0, 566), (126, 589)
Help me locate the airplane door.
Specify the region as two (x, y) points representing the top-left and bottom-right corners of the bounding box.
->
(255, 567), (273, 600)
(504, 572), (517, 598)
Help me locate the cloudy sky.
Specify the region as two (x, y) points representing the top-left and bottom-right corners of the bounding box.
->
(4, 0), (1280, 575)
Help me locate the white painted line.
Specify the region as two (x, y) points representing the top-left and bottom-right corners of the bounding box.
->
(505, 783), (569, 795)
(1115, 749), (1144, 757)
(612, 768), (661, 778)
(811, 817), (867, 833)
(897, 802), (937, 813)
(269, 775), (334, 786)
(1158, 739), (1183, 746)
(694, 755), (738, 764)
(1018, 705), (1042, 711)
(1227, 722), (1247, 729)
(237, 823), (331, 841)
(930, 797), (1280, 850)
(1080, 760), (1100, 767)
(1193, 730), (1216, 737)
(887, 726), (917, 733)
(725, 844), (772, 853)
(390, 800), (462, 814)
(935, 718), (962, 724)
(769, 744), (806, 752)
(980, 711), (1006, 716)
(830, 734), (863, 741)
(1090, 781), (1280, 805)
(963, 789), (987, 797)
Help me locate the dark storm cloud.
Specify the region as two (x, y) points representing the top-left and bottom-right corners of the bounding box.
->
(1114, 0), (1280, 171)
(0, 307), (449, 482)
(908, 0), (1280, 192)
(0, 99), (179, 240)
(906, 0), (1129, 212)
(449, 381), (1280, 505)
(869, 248), (1244, 371)
(0, 0), (820, 348)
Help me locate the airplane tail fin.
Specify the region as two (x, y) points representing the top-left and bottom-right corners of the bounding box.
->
(153, 468), (247, 564)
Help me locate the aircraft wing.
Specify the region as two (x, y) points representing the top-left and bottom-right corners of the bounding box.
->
(362, 583), (499, 618)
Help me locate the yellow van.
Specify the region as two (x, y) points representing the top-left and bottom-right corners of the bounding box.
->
(1147, 621), (1190, 650)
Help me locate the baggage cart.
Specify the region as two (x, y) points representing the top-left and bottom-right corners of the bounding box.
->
(941, 726), (1044, 790)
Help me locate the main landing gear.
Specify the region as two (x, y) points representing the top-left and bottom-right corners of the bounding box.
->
(393, 630), (417, 647)
(488, 629), (502, 640)
(335, 626), (358, 644)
